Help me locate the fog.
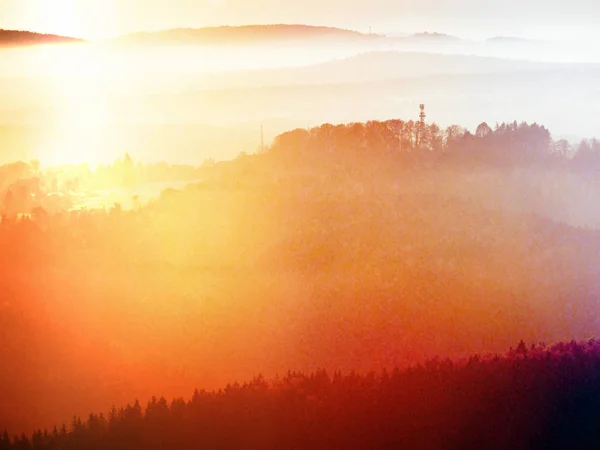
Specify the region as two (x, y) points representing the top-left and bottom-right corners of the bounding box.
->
(1, 34), (600, 166)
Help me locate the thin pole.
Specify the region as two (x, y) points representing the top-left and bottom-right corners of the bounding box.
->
(261, 125), (264, 151)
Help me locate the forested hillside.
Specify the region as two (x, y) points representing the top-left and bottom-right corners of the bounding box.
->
(3, 340), (600, 450)
(1, 117), (600, 434)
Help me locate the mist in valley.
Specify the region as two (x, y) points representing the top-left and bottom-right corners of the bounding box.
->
(2, 28), (600, 165)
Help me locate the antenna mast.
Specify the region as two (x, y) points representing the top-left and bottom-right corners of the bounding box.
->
(417, 104), (426, 148)
(260, 125), (264, 152)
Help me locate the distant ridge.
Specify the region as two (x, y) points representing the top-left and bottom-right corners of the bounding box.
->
(0, 29), (84, 47)
(486, 36), (546, 44)
(110, 25), (472, 47)
(112, 24), (379, 45)
(188, 51), (562, 89)
(408, 32), (461, 41)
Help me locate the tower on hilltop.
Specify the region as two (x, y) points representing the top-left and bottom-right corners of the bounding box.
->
(416, 104), (426, 148)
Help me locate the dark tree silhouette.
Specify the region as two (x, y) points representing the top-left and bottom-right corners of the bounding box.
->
(4, 341), (600, 450)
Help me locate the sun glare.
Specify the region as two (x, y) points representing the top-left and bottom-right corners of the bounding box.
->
(46, 0), (81, 37)
(37, 46), (115, 166)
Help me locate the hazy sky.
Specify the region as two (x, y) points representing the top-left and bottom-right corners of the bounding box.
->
(1, 0), (599, 40)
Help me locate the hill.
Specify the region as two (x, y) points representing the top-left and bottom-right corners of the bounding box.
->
(2, 116), (600, 434)
(486, 36), (547, 45)
(112, 24), (378, 46)
(0, 29), (83, 47)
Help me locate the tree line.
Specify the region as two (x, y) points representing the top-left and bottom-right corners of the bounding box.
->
(270, 119), (599, 169)
(1, 117), (598, 217)
(3, 340), (600, 450)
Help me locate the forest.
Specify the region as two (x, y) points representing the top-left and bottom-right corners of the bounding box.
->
(3, 340), (600, 450)
(1, 117), (600, 437)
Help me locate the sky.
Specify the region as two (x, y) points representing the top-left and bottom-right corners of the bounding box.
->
(1, 0), (600, 40)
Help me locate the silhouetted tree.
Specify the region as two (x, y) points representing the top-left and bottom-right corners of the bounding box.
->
(0, 430), (11, 450)
(476, 122), (493, 139)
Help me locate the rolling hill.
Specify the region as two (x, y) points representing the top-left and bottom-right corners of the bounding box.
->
(111, 24), (380, 46)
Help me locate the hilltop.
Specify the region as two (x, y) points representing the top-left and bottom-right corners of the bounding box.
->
(407, 31), (461, 41)
(0, 29), (83, 47)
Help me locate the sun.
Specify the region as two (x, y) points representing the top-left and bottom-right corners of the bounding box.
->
(45, 0), (81, 37)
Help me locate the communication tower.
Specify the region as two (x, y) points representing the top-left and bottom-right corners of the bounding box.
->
(259, 125), (265, 153)
(416, 104), (426, 148)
